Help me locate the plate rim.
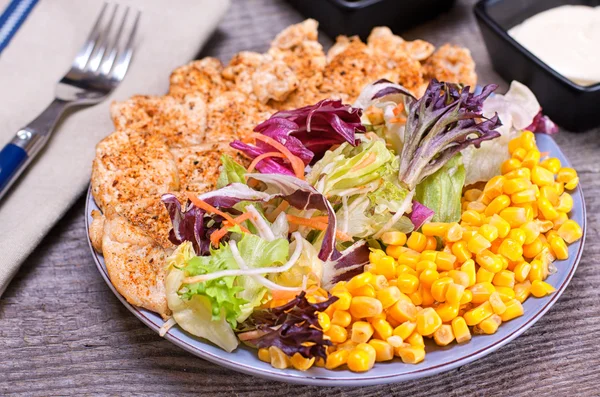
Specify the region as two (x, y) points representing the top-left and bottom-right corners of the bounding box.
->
(85, 134), (587, 386)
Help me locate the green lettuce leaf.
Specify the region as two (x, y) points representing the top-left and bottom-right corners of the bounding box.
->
(415, 154), (466, 223)
(216, 155), (247, 188)
(180, 234), (289, 327)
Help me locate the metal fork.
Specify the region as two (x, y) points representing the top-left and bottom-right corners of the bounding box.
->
(0, 3), (140, 200)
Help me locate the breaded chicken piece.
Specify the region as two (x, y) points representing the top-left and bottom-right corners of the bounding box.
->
(89, 210), (105, 253)
(267, 19), (326, 108)
(99, 208), (170, 318)
(169, 57), (227, 100)
(205, 91), (273, 143)
(172, 142), (248, 193)
(91, 129), (179, 213)
(423, 44), (478, 88)
(222, 51), (299, 104)
(367, 27), (435, 61)
(111, 94), (207, 148)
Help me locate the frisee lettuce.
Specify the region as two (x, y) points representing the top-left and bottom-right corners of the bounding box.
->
(216, 155), (247, 189)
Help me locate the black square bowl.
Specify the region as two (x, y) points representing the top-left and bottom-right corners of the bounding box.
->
(474, 0), (600, 132)
(287, 0), (456, 41)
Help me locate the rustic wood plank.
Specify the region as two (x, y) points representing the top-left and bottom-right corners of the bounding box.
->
(2, 0), (600, 395)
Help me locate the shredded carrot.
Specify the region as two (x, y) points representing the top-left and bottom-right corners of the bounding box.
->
(390, 115), (407, 124)
(311, 216), (329, 223)
(247, 152), (286, 173)
(210, 212), (255, 247)
(351, 152), (377, 172)
(186, 192), (251, 233)
(250, 133), (305, 179)
(266, 200), (290, 223)
(392, 102), (405, 116)
(286, 214), (352, 242)
(271, 289), (300, 300)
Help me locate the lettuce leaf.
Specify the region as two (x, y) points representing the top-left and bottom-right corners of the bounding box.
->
(415, 155), (466, 223)
(216, 155), (247, 188)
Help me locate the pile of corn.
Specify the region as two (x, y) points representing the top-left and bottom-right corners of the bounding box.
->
(258, 131), (583, 372)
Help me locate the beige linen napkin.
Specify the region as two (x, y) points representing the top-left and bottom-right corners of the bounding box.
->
(0, 0), (230, 295)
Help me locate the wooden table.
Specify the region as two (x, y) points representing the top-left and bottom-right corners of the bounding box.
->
(2, 0), (600, 395)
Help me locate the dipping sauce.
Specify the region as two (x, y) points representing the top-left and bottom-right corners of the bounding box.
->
(509, 5), (600, 86)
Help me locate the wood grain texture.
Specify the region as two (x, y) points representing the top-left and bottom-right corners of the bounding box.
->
(2, 0), (600, 395)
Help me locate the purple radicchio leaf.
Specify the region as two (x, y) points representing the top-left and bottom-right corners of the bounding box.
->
(230, 99), (365, 175)
(525, 110), (559, 135)
(161, 193), (211, 255)
(237, 291), (338, 360)
(410, 200), (435, 230)
(322, 240), (371, 289)
(398, 79), (503, 190)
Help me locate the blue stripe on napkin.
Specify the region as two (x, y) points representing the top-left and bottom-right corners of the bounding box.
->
(0, 0), (38, 54)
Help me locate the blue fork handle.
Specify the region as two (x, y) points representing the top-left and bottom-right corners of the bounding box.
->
(0, 143), (28, 196)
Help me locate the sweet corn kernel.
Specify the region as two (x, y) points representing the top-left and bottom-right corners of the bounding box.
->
(350, 284), (376, 298)
(396, 346), (425, 364)
(500, 299), (524, 321)
(371, 318), (393, 340)
(469, 282), (496, 304)
(425, 236), (437, 251)
(435, 251), (457, 271)
(468, 234), (492, 255)
(258, 348), (271, 363)
(421, 285), (435, 307)
(521, 221), (541, 245)
(501, 158), (522, 175)
(387, 299), (417, 323)
(436, 302), (460, 322)
(369, 339), (394, 362)
(499, 207), (528, 228)
(476, 250), (503, 273)
(326, 324), (348, 344)
(445, 223), (463, 242)
(372, 255), (397, 280)
(467, 201), (487, 213)
(514, 261), (532, 283)
(522, 150), (540, 169)
(520, 131), (536, 151)
(407, 232), (427, 253)
(461, 259), (477, 287)
(479, 224), (499, 242)
(422, 222), (450, 237)
(371, 275), (389, 291)
(419, 269), (440, 286)
(485, 195), (511, 217)
(503, 178), (532, 195)
(415, 260), (437, 274)
(495, 286), (516, 302)
(540, 157), (561, 174)
(317, 312), (331, 332)
(508, 137), (521, 154)
(556, 193), (573, 213)
(523, 238), (544, 259)
(477, 314), (502, 334)
(397, 264), (417, 276)
(556, 167), (577, 183)
(350, 296), (383, 319)
(498, 238), (524, 262)
(451, 241), (472, 263)
(452, 316), (472, 343)
(291, 353), (315, 371)
(512, 147), (527, 161)
(351, 321), (374, 344)
(325, 350), (349, 370)
(549, 235), (569, 260)
(332, 291), (352, 311)
(446, 283), (465, 304)
(464, 188), (483, 201)
(347, 349), (373, 372)
(381, 231), (407, 246)
(408, 289), (423, 306)
(504, 167), (531, 180)
(565, 177), (579, 190)
(489, 214), (511, 238)
(433, 324), (455, 346)
(514, 281), (532, 303)
(462, 229), (478, 242)
(420, 250), (437, 263)
(417, 307), (443, 336)
(396, 274), (420, 295)
(331, 310), (352, 328)
(269, 346), (291, 369)
(430, 277), (453, 302)
(511, 189), (537, 204)
(537, 197), (559, 220)
(489, 291), (507, 314)
(386, 335), (404, 348)
(464, 301), (494, 326)
(552, 211), (569, 230)
(394, 247), (421, 266)
(532, 166), (555, 187)
(406, 331), (425, 348)
(347, 272), (375, 291)
(484, 175), (506, 198)
(462, 210), (483, 226)
(476, 267), (495, 283)
(540, 185), (559, 206)
(393, 321), (417, 341)
(531, 280), (556, 297)
(369, 249), (386, 265)
(553, 181), (565, 195)
(557, 220), (583, 243)
(448, 270), (470, 287)
(375, 286), (401, 309)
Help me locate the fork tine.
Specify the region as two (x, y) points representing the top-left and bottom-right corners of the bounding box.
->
(111, 9), (140, 82)
(98, 7), (129, 76)
(86, 4), (118, 73)
(72, 3), (108, 71)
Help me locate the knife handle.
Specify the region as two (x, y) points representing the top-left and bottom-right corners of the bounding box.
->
(0, 143), (28, 198)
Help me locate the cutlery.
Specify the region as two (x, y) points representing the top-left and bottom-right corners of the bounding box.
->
(0, 3), (140, 200)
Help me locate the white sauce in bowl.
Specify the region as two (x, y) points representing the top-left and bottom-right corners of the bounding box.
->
(508, 5), (600, 86)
